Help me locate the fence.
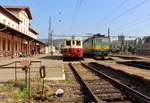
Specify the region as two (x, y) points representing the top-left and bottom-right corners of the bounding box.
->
(0, 60), (41, 82)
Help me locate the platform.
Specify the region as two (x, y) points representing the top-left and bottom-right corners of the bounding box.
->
(96, 60), (150, 80)
(0, 54), (65, 83)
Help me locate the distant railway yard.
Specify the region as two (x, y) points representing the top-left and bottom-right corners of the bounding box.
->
(0, 54), (150, 103)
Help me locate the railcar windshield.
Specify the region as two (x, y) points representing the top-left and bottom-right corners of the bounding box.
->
(76, 40), (81, 46)
(66, 40), (71, 46)
(72, 40), (75, 45)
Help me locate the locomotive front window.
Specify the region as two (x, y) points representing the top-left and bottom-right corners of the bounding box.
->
(96, 38), (109, 43)
(95, 38), (101, 43)
(102, 38), (110, 43)
(76, 41), (81, 46)
(66, 40), (71, 46)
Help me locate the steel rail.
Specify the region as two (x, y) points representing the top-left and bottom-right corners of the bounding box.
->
(69, 63), (105, 103)
(117, 61), (150, 70)
(81, 62), (150, 103)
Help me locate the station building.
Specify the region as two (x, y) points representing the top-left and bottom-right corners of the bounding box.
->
(0, 6), (46, 58)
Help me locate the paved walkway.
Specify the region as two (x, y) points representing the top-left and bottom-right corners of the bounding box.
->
(0, 53), (65, 83)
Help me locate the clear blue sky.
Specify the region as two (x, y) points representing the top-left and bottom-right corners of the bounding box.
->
(1, 0), (150, 39)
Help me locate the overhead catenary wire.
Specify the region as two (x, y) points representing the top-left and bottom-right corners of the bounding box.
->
(36, 31), (141, 40)
(107, 0), (127, 17)
(69, 0), (84, 34)
(98, 0), (127, 26)
(114, 12), (150, 31)
(98, 0), (148, 30)
(119, 16), (150, 31)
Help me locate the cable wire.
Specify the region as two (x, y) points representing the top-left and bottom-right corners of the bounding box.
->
(121, 16), (150, 31)
(0, 25), (7, 31)
(114, 12), (150, 31)
(100, 0), (127, 24)
(99, 0), (148, 30)
(69, 0), (84, 34)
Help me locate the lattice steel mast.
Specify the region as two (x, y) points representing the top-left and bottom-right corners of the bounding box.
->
(48, 16), (53, 55)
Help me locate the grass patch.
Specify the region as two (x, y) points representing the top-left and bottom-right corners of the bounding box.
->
(15, 87), (28, 99)
(59, 76), (75, 84)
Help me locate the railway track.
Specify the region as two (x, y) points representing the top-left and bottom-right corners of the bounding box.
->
(69, 62), (150, 103)
(45, 63), (85, 103)
(112, 55), (140, 60)
(117, 61), (150, 70)
(88, 62), (150, 97)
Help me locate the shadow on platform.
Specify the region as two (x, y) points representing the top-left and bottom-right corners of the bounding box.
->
(39, 55), (62, 60)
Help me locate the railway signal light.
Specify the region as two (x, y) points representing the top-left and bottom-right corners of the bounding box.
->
(39, 66), (46, 78)
(39, 66), (46, 98)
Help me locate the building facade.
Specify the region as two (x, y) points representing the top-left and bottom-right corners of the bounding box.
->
(111, 35), (136, 54)
(135, 36), (150, 55)
(0, 6), (46, 57)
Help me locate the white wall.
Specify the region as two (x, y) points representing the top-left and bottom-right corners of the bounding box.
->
(0, 12), (19, 30)
(18, 10), (29, 35)
(28, 30), (37, 39)
(0, 9), (37, 40)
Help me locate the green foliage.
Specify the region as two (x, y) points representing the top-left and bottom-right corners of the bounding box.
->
(15, 87), (28, 99)
(59, 76), (75, 84)
(0, 82), (16, 92)
(128, 46), (132, 52)
(3, 82), (15, 88)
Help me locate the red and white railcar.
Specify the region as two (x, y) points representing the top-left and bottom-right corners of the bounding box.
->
(63, 36), (83, 60)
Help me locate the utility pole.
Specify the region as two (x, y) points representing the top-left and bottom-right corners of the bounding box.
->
(108, 28), (110, 37)
(48, 16), (53, 55)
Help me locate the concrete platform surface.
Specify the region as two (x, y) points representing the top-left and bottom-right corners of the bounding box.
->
(0, 54), (65, 83)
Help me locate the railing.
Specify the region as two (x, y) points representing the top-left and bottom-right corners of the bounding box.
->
(0, 60), (42, 81)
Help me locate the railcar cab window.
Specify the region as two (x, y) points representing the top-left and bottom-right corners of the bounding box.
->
(76, 40), (81, 46)
(72, 40), (75, 45)
(66, 40), (71, 46)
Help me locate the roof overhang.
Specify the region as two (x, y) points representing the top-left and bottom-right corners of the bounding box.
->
(29, 27), (38, 35)
(3, 6), (32, 20)
(0, 6), (21, 23)
(0, 23), (46, 45)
